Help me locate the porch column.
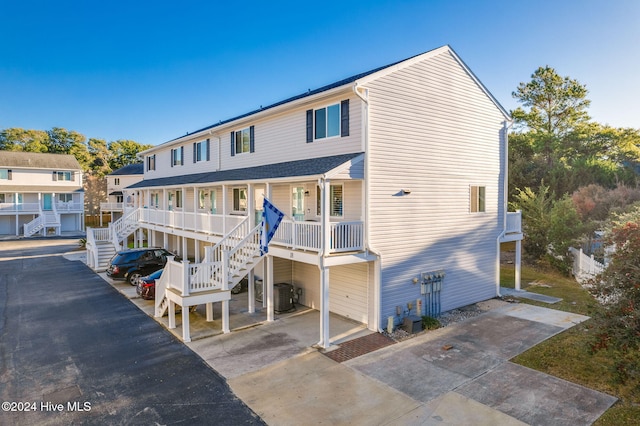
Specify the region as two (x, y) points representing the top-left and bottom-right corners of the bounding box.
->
(221, 184), (227, 233)
(318, 263), (330, 349)
(182, 236), (187, 259)
(248, 269), (255, 314)
(321, 179), (330, 256)
(181, 186), (186, 230)
(163, 232), (168, 251)
(266, 255), (274, 322)
(515, 240), (522, 291)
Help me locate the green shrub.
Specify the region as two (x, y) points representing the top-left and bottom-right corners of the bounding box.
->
(422, 316), (441, 330)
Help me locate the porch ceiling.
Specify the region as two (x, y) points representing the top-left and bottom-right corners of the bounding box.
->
(127, 152), (364, 190)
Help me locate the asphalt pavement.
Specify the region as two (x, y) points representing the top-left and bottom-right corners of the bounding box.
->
(0, 237), (264, 425)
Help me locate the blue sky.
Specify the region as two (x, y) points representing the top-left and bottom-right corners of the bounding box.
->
(1, 0), (638, 146)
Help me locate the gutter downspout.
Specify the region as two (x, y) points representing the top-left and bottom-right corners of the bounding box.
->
(353, 83), (383, 332)
(496, 120), (513, 297)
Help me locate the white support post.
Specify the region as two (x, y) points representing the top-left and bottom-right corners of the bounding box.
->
(182, 308), (191, 343)
(206, 303), (214, 322)
(182, 260), (190, 296)
(318, 263), (330, 348)
(182, 236), (187, 261)
(515, 239), (522, 291)
(168, 301), (176, 329)
(266, 255), (274, 322)
(222, 184), (227, 233)
(248, 269), (255, 314)
(221, 300), (229, 333)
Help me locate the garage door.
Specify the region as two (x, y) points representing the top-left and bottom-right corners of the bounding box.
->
(329, 263), (368, 324)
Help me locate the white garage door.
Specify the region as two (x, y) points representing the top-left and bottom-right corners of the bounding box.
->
(329, 263), (368, 324)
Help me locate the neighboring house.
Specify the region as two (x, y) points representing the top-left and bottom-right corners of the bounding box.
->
(99, 163), (144, 225)
(86, 45), (523, 344)
(0, 151), (84, 237)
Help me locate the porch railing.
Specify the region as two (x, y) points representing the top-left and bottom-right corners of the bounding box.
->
(140, 208), (246, 236)
(100, 202), (124, 211)
(506, 211), (522, 234)
(272, 219), (364, 253)
(55, 201), (83, 212)
(0, 202), (40, 212)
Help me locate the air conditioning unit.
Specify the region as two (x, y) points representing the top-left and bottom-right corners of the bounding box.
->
(274, 282), (295, 313)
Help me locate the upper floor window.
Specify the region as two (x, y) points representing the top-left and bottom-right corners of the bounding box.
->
(198, 190), (206, 209)
(230, 126), (255, 156)
(114, 178), (120, 186)
(0, 194), (5, 203)
(194, 139), (210, 162)
(171, 147), (184, 167)
(470, 186), (486, 213)
(233, 188), (247, 212)
(53, 171), (72, 181)
(59, 194), (72, 203)
(0, 169), (11, 180)
(116, 195), (124, 203)
(147, 154), (156, 171)
(175, 190), (183, 208)
(307, 99), (349, 142)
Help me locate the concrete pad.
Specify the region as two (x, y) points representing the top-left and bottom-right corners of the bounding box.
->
(457, 362), (617, 426)
(394, 392), (527, 426)
(494, 303), (590, 329)
(501, 287), (563, 304)
(229, 352), (423, 426)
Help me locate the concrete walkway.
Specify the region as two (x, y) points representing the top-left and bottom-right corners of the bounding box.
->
(228, 304), (617, 425)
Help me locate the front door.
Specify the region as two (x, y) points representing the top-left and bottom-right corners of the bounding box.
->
(43, 194), (52, 210)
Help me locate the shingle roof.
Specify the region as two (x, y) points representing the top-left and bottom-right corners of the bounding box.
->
(165, 50), (431, 143)
(127, 152), (363, 189)
(109, 163), (144, 176)
(0, 185), (83, 193)
(0, 151), (82, 170)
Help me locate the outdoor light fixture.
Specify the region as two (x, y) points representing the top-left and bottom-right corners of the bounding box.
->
(401, 189), (411, 195)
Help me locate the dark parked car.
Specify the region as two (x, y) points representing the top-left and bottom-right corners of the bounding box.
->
(106, 248), (178, 285)
(136, 268), (163, 300)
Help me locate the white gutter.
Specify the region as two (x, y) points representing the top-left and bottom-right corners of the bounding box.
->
(496, 120), (513, 297)
(353, 82), (383, 332)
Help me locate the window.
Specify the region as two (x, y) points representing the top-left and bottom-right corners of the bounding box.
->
(292, 187), (305, 220)
(233, 188), (247, 212)
(59, 194), (72, 203)
(307, 99), (349, 142)
(231, 126), (254, 156)
(194, 139), (210, 162)
(53, 171), (72, 181)
(147, 155), (156, 171)
(114, 178), (120, 186)
(210, 190), (217, 214)
(116, 195), (124, 203)
(152, 193), (159, 208)
(316, 184), (343, 217)
(0, 169), (11, 180)
(0, 194), (4, 203)
(470, 186), (486, 213)
(175, 190), (183, 208)
(171, 147), (184, 166)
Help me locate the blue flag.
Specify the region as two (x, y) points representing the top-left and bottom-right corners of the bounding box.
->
(260, 197), (284, 255)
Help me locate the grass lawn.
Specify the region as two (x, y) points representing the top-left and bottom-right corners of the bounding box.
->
(500, 262), (640, 424)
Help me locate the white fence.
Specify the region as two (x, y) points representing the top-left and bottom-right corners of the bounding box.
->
(569, 247), (605, 283)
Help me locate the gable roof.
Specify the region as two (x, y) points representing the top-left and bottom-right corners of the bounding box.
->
(145, 45), (509, 152)
(0, 151), (82, 170)
(127, 152), (363, 189)
(109, 163), (144, 176)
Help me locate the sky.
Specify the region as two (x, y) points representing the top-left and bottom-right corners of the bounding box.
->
(1, 0), (639, 146)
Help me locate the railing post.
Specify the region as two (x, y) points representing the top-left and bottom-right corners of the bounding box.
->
(222, 250), (229, 291)
(182, 260), (190, 296)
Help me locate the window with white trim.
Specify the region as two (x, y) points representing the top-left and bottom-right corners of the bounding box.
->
(194, 140), (209, 162)
(0, 169), (10, 180)
(316, 184), (343, 217)
(116, 195), (124, 203)
(0, 194), (5, 203)
(315, 103), (340, 139)
(175, 190), (183, 208)
(147, 154), (156, 171)
(233, 188), (247, 212)
(171, 147), (183, 166)
(210, 190), (217, 214)
(470, 186), (486, 213)
(54, 171), (72, 181)
(198, 190), (206, 210)
(235, 128), (251, 154)
(59, 194), (72, 203)
(114, 178), (120, 186)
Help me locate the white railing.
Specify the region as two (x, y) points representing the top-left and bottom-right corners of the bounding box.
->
(91, 227), (111, 242)
(140, 208), (246, 236)
(100, 202), (124, 211)
(110, 208), (141, 241)
(24, 215), (44, 237)
(0, 202), (41, 212)
(189, 262), (224, 293)
(272, 219), (364, 253)
(155, 261), (172, 317)
(85, 226), (99, 269)
(569, 247), (605, 283)
(225, 225), (262, 287)
(55, 201), (83, 212)
(506, 211), (522, 234)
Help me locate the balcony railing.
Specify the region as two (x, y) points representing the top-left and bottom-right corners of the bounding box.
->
(139, 208), (246, 236)
(0, 202), (40, 212)
(100, 202), (124, 211)
(272, 219), (364, 253)
(506, 211), (522, 234)
(55, 202), (83, 212)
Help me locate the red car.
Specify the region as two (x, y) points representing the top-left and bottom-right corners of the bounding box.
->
(136, 269), (163, 300)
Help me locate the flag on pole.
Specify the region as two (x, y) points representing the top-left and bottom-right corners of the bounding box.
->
(260, 197), (285, 255)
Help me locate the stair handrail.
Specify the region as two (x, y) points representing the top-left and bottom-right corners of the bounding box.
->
(23, 214), (44, 237)
(154, 258), (174, 317)
(111, 207), (142, 241)
(85, 227), (99, 269)
(224, 224), (262, 285)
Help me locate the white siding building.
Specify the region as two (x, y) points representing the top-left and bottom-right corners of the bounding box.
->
(86, 45), (522, 345)
(100, 163), (144, 224)
(0, 151), (84, 236)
